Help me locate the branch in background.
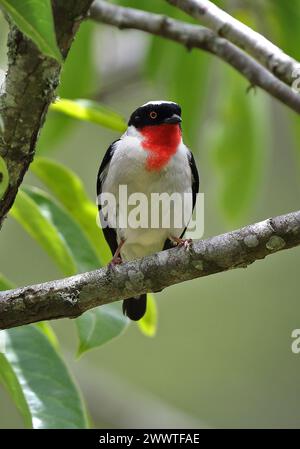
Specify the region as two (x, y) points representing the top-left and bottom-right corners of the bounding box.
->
(90, 1), (300, 114)
(0, 0), (94, 228)
(167, 0), (299, 86)
(1, 210), (299, 330)
(94, 69), (143, 103)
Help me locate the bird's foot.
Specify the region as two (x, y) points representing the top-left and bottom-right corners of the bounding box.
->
(108, 256), (123, 269)
(171, 236), (193, 250)
(108, 239), (125, 269)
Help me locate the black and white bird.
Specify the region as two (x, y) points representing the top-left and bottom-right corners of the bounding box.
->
(97, 101), (199, 321)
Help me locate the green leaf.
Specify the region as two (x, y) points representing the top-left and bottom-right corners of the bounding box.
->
(31, 157), (111, 264)
(0, 0), (62, 62)
(0, 326), (88, 428)
(0, 154), (9, 199)
(38, 21), (96, 152)
(137, 293), (157, 337)
(0, 352), (32, 428)
(22, 186), (100, 274)
(209, 67), (269, 222)
(35, 322), (59, 349)
(0, 272), (13, 290)
(10, 189), (76, 276)
(76, 302), (128, 357)
(50, 98), (127, 133)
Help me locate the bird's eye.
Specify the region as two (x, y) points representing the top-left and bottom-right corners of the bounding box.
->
(150, 111), (157, 119)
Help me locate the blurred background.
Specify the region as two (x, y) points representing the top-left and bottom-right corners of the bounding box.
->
(0, 0), (300, 428)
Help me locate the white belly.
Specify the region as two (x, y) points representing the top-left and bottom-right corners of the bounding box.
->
(101, 134), (193, 261)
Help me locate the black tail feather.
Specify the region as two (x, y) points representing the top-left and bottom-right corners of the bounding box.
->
(122, 294), (147, 321)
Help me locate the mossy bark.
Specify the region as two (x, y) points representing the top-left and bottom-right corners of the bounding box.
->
(0, 0), (93, 227)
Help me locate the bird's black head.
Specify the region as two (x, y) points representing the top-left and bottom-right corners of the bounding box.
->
(128, 101), (182, 128)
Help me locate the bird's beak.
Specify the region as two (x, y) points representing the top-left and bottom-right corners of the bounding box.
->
(163, 114), (182, 124)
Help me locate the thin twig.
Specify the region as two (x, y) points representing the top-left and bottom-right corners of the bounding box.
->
(166, 0), (300, 86)
(90, 0), (300, 114)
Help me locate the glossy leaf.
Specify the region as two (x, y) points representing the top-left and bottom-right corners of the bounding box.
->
(137, 293), (157, 337)
(0, 0), (62, 62)
(50, 98), (127, 133)
(10, 189), (76, 275)
(0, 154), (9, 199)
(77, 302), (128, 357)
(31, 157), (111, 264)
(22, 186), (100, 274)
(0, 326), (88, 428)
(10, 188), (74, 272)
(0, 279), (73, 426)
(38, 21), (96, 152)
(0, 353), (32, 428)
(35, 322), (59, 349)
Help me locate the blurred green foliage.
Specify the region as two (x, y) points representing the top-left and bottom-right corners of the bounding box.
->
(209, 68), (270, 222)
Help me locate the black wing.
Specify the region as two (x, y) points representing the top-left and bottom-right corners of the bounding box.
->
(97, 140), (120, 256)
(163, 149), (199, 250)
(189, 149), (200, 213)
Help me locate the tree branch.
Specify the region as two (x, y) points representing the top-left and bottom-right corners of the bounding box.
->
(90, 0), (300, 115)
(0, 0), (94, 227)
(167, 0), (299, 86)
(1, 210), (299, 330)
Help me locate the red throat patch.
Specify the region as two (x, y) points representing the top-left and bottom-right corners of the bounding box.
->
(140, 124), (181, 171)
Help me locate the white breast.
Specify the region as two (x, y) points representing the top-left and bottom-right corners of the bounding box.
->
(101, 130), (193, 261)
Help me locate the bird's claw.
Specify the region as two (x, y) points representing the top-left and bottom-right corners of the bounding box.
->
(179, 238), (193, 250)
(172, 237), (193, 250)
(108, 256), (122, 269)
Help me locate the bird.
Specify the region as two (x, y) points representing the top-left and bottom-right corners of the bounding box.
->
(97, 101), (199, 321)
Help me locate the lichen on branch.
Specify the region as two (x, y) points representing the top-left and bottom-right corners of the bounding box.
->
(0, 210), (299, 330)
